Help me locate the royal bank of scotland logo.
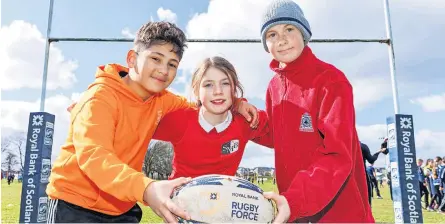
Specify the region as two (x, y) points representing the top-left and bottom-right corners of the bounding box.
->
(400, 117), (412, 129)
(210, 193), (218, 200)
(32, 115), (44, 126)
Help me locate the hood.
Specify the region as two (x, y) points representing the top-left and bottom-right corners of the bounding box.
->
(88, 64), (147, 104)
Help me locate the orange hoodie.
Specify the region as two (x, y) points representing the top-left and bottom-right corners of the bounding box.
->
(46, 64), (193, 215)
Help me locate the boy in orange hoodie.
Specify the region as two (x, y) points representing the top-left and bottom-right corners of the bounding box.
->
(45, 21), (258, 223)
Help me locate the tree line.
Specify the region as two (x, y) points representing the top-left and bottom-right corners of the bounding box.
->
(2, 133), (173, 180)
(1, 132), (26, 174)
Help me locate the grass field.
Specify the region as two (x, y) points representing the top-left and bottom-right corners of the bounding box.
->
(2, 179), (444, 223)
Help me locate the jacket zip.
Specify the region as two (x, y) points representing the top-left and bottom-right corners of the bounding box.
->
(281, 73), (288, 171)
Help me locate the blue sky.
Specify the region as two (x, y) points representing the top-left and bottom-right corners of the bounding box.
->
(2, 0), (444, 168)
(1, 0), (209, 101)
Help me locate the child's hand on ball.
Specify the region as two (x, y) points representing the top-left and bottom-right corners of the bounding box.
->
(143, 177), (192, 223)
(263, 191), (291, 223)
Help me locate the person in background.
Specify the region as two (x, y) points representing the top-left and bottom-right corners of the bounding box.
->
(425, 158), (434, 199)
(429, 171), (441, 211)
(7, 173), (14, 185)
(361, 142), (386, 205)
(381, 138), (393, 201)
(435, 157), (443, 192)
(366, 163), (383, 200)
(376, 171), (384, 188)
(418, 159), (430, 210)
(438, 156), (445, 214)
(430, 159), (442, 210)
(18, 173), (22, 183)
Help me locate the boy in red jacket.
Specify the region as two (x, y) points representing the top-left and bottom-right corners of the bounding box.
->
(257, 0), (375, 222)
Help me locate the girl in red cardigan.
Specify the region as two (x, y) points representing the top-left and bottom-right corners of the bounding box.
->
(152, 56), (271, 179)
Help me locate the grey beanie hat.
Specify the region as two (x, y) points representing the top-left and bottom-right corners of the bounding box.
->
(260, 0), (312, 52)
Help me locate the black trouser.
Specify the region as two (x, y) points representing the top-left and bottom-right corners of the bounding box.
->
(366, 174), (372, 206)
(429, 186), (441, 208)
(46, 199), (142, 223)
(439, 191), (445, 211)
(370, 177), (381, 197)
(419, 182), (429, 208)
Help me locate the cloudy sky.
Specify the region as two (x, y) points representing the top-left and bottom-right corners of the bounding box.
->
(1, 0), (444, 168)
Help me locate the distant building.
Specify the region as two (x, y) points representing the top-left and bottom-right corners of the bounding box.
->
(252, 167), (275, 176)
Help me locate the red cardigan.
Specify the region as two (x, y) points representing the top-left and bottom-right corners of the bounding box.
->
(153, 108), (270, 179)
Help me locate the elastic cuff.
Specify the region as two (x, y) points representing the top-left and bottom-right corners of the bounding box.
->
(134, 176), (154, 205)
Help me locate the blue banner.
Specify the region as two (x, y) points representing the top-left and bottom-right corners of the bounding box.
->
(19, 112), (55, 223)
(386, 114), (423, 223)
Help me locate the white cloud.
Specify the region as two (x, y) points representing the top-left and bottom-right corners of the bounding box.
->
(415, 129), (445, 159)
(351, 77), (392, 110)
(1, 93), (80, 162)
(410, 93), (445, 112)
(70, 92), (84, 102)
(157, 7), (177, 23)
(120, 7), (177, 40)
(179, 0), (275, 101)
(121, 27), (135, 39)
(356, 124), (445, 167)
(166, 86), (190, 100)
(0, 20), (78, 90)
(357, 124), (388, 144)
(240, 142), (274, 168)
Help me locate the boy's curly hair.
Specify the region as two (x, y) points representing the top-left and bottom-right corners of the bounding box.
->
(134, 21), (187, 60)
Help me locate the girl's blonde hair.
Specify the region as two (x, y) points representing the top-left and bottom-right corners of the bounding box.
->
(426, 159), (433, 166)
(191, 56), (244, 110)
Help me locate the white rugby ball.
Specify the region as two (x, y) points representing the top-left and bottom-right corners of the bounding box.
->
(171, 174), (276, 223)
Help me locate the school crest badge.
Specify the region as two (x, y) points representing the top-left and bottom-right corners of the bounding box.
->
(299, 112), (314, 132)
(221, 140), (240, 155)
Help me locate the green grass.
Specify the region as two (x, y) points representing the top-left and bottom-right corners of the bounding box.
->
(369, 184), (445, 223)
(1, 179), (21, 223)
(2, 179), (444, 223)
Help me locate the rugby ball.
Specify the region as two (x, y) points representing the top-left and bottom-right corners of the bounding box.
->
(171, 174), (276, 223)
